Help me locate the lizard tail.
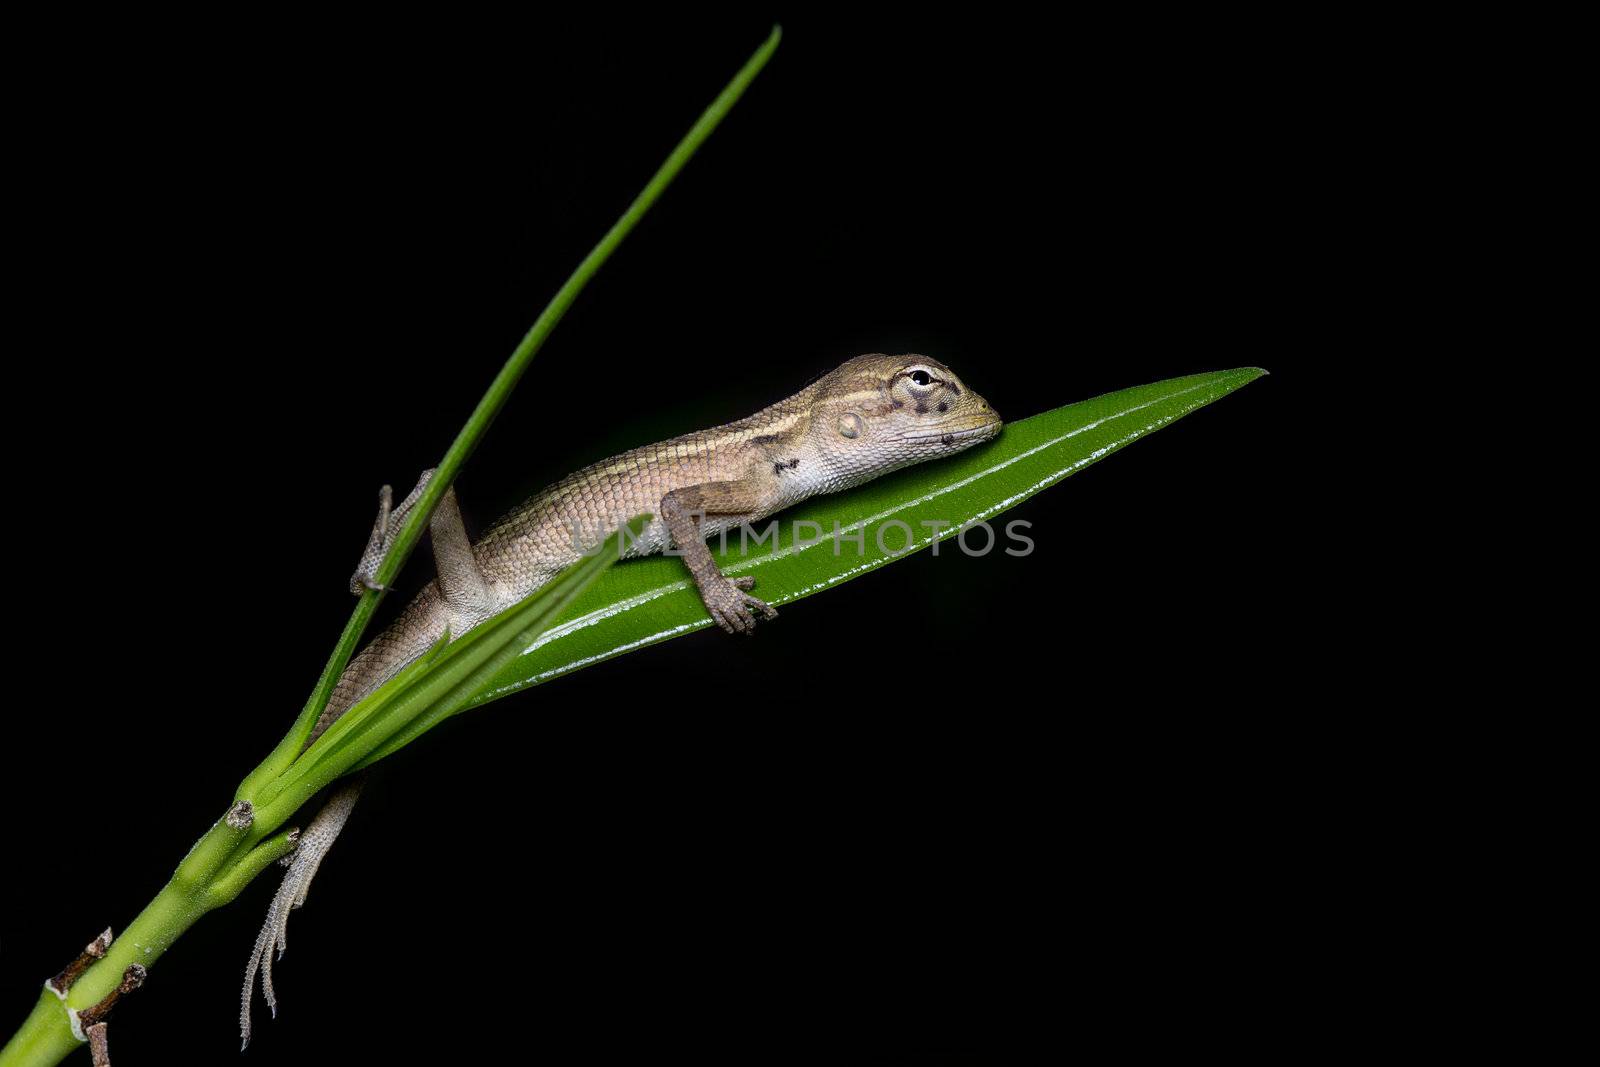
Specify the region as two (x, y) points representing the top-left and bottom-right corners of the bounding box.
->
(240, 778), (365, 1049)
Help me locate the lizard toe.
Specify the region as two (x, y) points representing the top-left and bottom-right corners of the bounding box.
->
(705, 580), (771, 634)
(710, 603), (742, 634)
(741, 592), (777, 622)
(350, 572), (387, 595)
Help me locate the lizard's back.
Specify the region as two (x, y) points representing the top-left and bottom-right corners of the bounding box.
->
(317, 386), (816, 733)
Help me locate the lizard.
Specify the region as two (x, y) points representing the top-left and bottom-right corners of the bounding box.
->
(240, 352), (1001, 1042)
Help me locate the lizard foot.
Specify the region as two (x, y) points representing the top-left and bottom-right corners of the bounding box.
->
(704, 576), (777, 634)
(350, 469), (437, 594)
(350, 483), (396, 594)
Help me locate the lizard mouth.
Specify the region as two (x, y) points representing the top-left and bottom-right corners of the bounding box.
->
(900, 418), (1002, 444)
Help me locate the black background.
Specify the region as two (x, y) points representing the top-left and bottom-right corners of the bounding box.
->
(6, 12), (1329, 1062)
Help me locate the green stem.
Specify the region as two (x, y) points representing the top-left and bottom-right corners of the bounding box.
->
(205, 829), (303, 908)
(1, 823), (235, 1067)
(1, 880), (215, 1067)
(235, 23), (782, 803)
(2, 28), (781, 1067)
(0, 997), (67, 1067)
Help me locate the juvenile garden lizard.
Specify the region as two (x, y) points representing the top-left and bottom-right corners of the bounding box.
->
(241, 352), (1001, 1040)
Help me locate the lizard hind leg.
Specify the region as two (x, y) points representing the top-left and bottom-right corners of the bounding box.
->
(240, 779), (363, 1049)
(350, 467), (494, 624)
(351, 469), (446, 595)
(244, 470), (495, 1046)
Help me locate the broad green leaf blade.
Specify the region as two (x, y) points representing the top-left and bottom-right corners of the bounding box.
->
(457, 368), (1264, 711)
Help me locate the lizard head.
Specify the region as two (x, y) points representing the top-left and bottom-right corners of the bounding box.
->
(809, 353), (1002, 482)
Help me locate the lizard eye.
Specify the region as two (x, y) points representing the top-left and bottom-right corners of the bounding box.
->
(909, 369), (932, 386)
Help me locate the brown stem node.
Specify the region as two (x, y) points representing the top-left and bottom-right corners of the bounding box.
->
(76, 964), (147, 1029)
(46, 928), (114, 997)
(226, 800), (256, 830)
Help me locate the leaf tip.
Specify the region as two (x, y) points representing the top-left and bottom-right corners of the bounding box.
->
(1222, 366), (1270, 388)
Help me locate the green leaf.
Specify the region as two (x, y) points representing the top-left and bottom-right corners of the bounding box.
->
(449, 367), (1264, 711)
(234, 24), (783, 804)
(252, 516), (649, 823)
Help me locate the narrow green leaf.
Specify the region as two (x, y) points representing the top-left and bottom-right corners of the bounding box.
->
(452, 368), (1264, 709)
(234, 25), (783, 803)
(204, 827), (302, 909)
(349, 517), (652, 769)
(254, 517), (649, 825)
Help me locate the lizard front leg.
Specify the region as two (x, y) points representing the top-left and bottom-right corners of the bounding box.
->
(660, 479), (779, 634)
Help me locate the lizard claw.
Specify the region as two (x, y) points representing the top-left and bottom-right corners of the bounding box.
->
(704, 577), (777, 634)
(350, 470), (436, 595)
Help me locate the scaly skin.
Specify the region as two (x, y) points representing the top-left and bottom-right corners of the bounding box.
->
(246, 354), (1001, 1040)
(317, 352), (1001, 732)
